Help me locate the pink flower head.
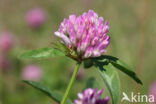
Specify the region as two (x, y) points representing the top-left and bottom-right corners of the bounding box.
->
(0, 32), (14, 52)
(22, 65), (43, 81)
(74, 88), (109, 104)
(149, 81), (156, 103)
(55, 10), (110, 61)
(26, 8), (47, 28)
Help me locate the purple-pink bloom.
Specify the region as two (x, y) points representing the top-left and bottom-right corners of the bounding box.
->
(74, 88), (109, 104)
(25, 8), (47, 28)
(149, 81), (156, 103)
(0, 32), (14, 52)
(22, 65), (43, 81)
(55, 10), (110, 60)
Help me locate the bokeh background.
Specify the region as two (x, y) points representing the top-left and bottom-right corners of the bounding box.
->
(0, 0), (156, 104)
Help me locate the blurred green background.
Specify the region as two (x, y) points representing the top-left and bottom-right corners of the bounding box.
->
(0, 0), (156, 104)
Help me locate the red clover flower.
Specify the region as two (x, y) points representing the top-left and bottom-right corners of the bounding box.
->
(55, 10), (110, 61)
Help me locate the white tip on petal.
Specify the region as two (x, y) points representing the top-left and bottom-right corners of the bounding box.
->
(74, 100), (82, 104)
(93, 49), (101, 57)
(78, 93), (83, 99)
(54, 32), (71, 45)
(54, 31), (61, 37)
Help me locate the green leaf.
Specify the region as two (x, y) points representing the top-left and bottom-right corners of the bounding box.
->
(19, 48), (65, 59)
(94, 62), (120, 104)
(23, 80), (72, 104)
(111, 61), (143, 85)
(94, 55), (142, 85)
(83, 59), (94, 69)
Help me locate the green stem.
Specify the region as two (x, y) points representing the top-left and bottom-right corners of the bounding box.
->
(61, 62), (81, 104)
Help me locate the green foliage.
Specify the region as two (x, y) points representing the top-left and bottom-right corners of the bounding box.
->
(23, 80), (72, 104)
(18, 47), (142, 104)
(91, 55), (142, 104)
(94, 55), (142, 85)
(19, 48), (65, 59)
(20, 48), (142, 104)
(83, 59), (94, 69)
(94, 61), (120, 104)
